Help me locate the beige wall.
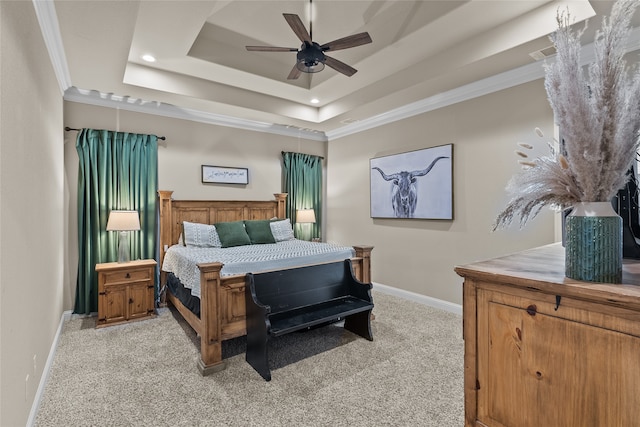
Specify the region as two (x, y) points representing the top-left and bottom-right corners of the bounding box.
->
(327, 80), (557, 305)
(65, 80), (558, 312)
(64, 102), (326, 308)
(0, 2), (65, 426)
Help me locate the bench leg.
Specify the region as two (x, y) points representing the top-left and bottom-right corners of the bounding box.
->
(344, 309), (373, 341)
(246, 332), (271, 381)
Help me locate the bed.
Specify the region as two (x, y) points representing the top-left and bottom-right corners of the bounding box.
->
(158, 190), (373, 375)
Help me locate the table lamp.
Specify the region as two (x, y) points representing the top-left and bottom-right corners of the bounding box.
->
(106, 210), (140, 263)
(296, 209), (316, 241)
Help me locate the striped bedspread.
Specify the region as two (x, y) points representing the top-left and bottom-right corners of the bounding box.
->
(161, 240), (356, 298)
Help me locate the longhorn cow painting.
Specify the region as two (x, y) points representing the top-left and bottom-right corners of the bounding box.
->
(370, 144), (453, 219)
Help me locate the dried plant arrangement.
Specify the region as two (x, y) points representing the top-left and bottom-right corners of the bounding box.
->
(494, 0), (640, 230)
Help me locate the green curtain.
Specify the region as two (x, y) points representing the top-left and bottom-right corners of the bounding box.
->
(282, 152), (322, 240)
(75, 129), (158, 314)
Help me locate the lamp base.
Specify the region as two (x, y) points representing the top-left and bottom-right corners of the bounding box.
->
(117, 231), (130, 263)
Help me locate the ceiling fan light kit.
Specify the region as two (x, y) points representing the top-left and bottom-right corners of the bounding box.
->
(296, 42), (326, 73)
(245, 3), (372, 80)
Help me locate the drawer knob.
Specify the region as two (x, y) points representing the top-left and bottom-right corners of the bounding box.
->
(125, 273), (130, 278)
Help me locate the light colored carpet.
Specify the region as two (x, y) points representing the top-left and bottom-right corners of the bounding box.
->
(34, 291), (464, 426)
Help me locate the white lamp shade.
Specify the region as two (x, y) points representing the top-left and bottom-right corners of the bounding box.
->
(296, 209), (316, 224)
(106, 210), (140, 231)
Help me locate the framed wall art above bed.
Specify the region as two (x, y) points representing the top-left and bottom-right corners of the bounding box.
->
(370, 143), (453, 220)
(202, 165), (249, 185)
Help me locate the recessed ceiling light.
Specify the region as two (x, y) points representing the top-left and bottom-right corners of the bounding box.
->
(142, 54), (156, 63)
(310, 98), (319, 104)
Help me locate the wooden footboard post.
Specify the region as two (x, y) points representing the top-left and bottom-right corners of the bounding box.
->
(353, 245), (373, 283)
(197, 262), (226, 375)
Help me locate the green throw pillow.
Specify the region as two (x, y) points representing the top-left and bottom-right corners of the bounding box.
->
(214, 221), (251, 248)
(244, 220), (276, 244)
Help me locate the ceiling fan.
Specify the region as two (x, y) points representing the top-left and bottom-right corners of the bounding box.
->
(245, 3), (372, 80)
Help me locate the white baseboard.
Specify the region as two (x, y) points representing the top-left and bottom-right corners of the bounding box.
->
(27, 310), (72, 427)
(373, 282), (462, 315)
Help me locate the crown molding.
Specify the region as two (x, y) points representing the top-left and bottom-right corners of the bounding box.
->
(325, 61), (546, 141)
(326, 28), (640, 141)
(39, 1), (640, 143)
(63, 88), (328, 142)
(32, 0), (71, 95)
(326, 26), (640, 141)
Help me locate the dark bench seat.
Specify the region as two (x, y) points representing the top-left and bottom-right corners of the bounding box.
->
(245, 259), (374, 381)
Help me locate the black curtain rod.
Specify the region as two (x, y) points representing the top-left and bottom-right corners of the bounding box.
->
(65, 127), (166, 140)
(281, 150), (325, 160)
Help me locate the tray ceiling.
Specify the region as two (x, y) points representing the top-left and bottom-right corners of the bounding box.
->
(51, 1), (628, 138)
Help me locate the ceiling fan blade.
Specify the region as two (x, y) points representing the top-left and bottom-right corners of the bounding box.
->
(246, 46), (298, 52)
(283, 13), (312, 43)
(287, 64), (302, 80)
(324, 56), (357, 77)
(321, 32), (372, 51)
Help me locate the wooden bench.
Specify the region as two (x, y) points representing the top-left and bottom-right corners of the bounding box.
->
(244, 259), (374, 381)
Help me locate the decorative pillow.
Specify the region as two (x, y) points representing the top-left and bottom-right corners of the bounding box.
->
(244, 220), (276, 244)
(270, 218), (295, 242)
(215, 221), (251, 248)
(181, 221), (222, 248)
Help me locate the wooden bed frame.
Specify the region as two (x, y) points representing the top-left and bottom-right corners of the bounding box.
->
(158, 190), (373, 375)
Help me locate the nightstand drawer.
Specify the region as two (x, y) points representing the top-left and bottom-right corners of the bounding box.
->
(102, 268), (151, 285)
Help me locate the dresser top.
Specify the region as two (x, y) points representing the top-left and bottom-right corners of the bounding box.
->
(95, 259), (157, 271)
(455, 243), (640, 305)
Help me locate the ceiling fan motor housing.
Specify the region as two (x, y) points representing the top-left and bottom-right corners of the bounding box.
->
(296, 42), (326, 72)
(246, 11), (371, 78)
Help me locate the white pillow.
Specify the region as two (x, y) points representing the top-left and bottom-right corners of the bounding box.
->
(270, 218), (295, 242)
(182, 221), (222, 247)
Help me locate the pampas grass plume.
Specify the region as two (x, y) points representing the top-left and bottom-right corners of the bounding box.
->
(494, 0), (640, 230)
(519, 161), (537, 168)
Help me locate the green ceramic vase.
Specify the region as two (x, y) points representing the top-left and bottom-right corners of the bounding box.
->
(565, 202), (622, 283)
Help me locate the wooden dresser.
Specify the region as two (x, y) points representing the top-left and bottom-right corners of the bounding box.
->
(95, 259), (157, 328)
(455, 243), (640, 427)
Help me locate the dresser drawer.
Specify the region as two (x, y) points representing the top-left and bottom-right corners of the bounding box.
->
(102, 268), (151, 285)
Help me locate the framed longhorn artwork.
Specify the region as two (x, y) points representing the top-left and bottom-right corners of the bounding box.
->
(370, 144), (453, 220)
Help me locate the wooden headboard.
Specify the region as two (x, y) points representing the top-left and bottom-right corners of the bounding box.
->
(158, 191), (287, 268)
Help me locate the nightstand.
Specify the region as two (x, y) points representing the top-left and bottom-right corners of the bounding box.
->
(95, 259), (156, 328)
